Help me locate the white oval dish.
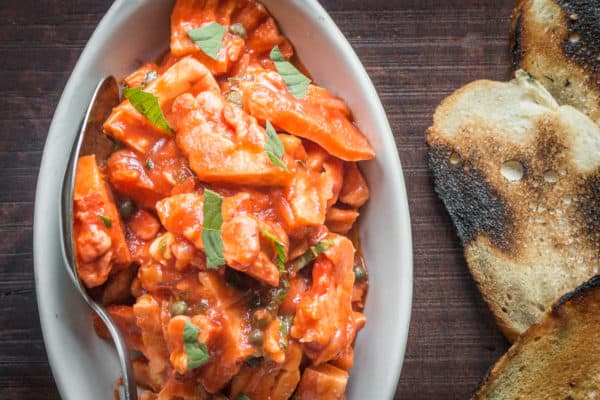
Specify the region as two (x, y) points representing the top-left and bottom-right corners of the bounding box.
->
(34, 1), (413, 398)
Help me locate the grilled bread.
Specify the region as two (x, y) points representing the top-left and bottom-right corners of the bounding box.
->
(427, 70), (600, 341)
(511, 0), (600, 124)
(472, 274), (600, 399)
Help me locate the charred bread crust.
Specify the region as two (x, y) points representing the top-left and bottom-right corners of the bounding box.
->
(427, 144), (514, 251)
(555, 0), (600, 79)
(553, 273), (600, 314)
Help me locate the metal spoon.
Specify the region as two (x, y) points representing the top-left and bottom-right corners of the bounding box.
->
(59, 77), (138, 400)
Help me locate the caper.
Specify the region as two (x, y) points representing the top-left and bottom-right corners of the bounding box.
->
(118, 199), (135, 220)
(252, 308), (272, 329)
(170, 300), (188, 316)
(353, 265), (368, 282)
(229, 23), (247, 39)
(249, 329), (264, 345)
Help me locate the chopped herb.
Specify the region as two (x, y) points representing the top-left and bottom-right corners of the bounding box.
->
(202, 189), (225, 269)
(183, 320), (210, 370)
(261, 230), (286, 271)
(143, 70), (158, 87)
(170, 300), (188, 316)
(145, 158), (155, 170)
(273, 279), (290, 305)
(236, 394), (251, 400)
(157, 236), (168, 255)
(289, 240), (333, 272)
(278, 315), (293, 349)
(97, 214), (112, 229)
(122, 86), (173, 133)
(270, 45), (311, 99)
(264, 120), (287, 170)
(229, 23), (247, 39)
(187, 22), (227, 60)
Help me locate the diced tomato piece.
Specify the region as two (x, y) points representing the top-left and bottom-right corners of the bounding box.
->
(93, 305), (143, 351)
(74, 155), (131, 288)
(171, 91), (293, 186)
(295, 364), (349, 400)
(133, 295), (172, 388)
(339, 162), (369, 208)
(325, 207), (359, 235)
(104, 56), (220, 154)
(291, 235), (365, 365)
(195, 272), (254, 392)
(230, 343), (303, 400)
(239, 70), (375, 161)
(170, 0), (245, 74)
(107, 139), (195, 210)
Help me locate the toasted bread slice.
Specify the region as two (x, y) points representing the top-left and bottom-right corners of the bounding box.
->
(427, 71), (600, 341)
(472, 274), (600, 399)
(511, 0), (600, 124)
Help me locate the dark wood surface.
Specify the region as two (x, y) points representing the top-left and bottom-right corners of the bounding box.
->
(0, 0), (516, 398)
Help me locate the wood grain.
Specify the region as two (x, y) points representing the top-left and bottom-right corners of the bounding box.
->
(0, 0), (516, 398)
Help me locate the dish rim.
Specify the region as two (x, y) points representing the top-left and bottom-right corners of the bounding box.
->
(33, 0), (413, 398)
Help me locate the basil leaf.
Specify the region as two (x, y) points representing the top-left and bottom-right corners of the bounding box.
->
(187, 22), (227, 60)
(278, 315), (293, 349)
(183, 320), (210, 370)
(261, 230), (286, 272)
(270, 45), (311, 99)
(122, 87), (173, 133)
(202, 189), (225, 269)
(289, 239), (333, 272)
(97, 214), (112, 229)
(236, 394), (250, 400)
(264, 121), (287, 171)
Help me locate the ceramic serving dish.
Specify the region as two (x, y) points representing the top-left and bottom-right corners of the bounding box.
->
(34, 0), (413, 398)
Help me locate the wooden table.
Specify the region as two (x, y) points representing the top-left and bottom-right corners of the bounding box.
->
(0, 0), (516, 398)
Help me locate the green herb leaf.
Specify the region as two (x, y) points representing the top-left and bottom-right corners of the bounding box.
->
(202, 189), (225, 269)
(264, 120), (287, 170)
(289, 239), (333, 272)
(272, 279), (290, 305)
(278, 315), (293, 349)
(183, 320), (210, 370)
(145, 158), (154, 170)
(236, 394), (250, 400)
(97, 214), (113, 229)
(261, 230), (286, 271)
(187, 22), (227, 60)
(122, 87), (173, 133)
(157, 235), (168, 255)
(270, 45), (311, 99)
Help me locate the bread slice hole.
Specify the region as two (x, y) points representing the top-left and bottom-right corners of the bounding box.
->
(449, 152), (461, 165)
(569, 32), (581, 43)
(501, 160), (524, 181)
(543, 170), (559, 183)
